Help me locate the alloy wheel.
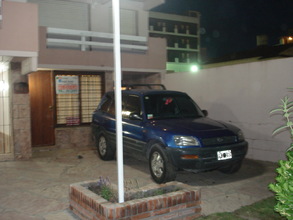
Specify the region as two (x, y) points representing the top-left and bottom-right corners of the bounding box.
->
(151, 151), (164, 178)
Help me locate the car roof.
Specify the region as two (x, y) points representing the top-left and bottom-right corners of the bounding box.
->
(105, 89), (187, 96)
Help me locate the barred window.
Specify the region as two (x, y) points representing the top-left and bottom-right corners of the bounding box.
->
(55, 72), (103, 126)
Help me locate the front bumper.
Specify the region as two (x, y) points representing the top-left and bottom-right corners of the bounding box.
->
(166, 141), (248, 172)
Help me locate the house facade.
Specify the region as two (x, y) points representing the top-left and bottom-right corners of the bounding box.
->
(0, 0), (168, 160)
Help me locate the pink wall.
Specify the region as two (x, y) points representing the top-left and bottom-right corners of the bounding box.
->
(0, 1), (38, 52)
(38, 27), (166, 71)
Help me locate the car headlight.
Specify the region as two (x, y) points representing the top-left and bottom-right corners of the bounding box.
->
(174, 136), (200, 146)
(237, 130), (245, 142)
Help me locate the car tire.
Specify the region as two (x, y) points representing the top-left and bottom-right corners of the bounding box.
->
(218, 161), (242, 174)
(149, 143), (176, 184)
(96, 134), (115, 161)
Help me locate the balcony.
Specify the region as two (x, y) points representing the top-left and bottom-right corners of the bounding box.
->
(39, 27), (167, 72)
(0, 1), (166, 73)
(46, 27), (148, 53)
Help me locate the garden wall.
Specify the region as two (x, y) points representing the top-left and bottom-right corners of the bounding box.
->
(163, 57), (293, 162)
(70, 180), (201, 220)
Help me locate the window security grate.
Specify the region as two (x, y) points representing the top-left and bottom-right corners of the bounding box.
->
(55, 74), (102, 125)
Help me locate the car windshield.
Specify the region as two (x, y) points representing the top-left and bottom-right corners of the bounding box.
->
(144, 93), (204, 120)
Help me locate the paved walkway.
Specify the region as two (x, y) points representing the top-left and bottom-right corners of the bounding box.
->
(0, 147), (277, 219)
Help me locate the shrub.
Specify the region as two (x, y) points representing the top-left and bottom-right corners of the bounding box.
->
(269, 92), (293, 220)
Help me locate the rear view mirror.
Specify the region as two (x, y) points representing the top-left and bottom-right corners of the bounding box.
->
(202, 110), (208, 117)
(129, 113), (142, 121)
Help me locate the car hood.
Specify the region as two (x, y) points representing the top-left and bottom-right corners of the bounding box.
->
(148, 117), (238, 137)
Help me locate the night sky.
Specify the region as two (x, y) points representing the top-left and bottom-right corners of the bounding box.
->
(152, 0), (293, 59)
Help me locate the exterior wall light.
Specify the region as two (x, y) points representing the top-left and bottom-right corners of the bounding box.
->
(0, 62), (9, 91)
(0, 62), (8, 72)
(0, 80), (9, 91)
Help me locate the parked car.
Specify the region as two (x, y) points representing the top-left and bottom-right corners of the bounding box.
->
(91, 84), (248, 183)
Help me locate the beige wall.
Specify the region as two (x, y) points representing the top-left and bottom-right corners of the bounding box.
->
(163, 58), (293, 162)
(0, 1), (38, 52)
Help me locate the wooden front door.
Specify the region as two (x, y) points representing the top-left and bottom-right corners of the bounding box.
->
(29, 71), (55, 146)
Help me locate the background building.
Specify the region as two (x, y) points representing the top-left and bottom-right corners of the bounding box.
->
(149, 11), (200, 72)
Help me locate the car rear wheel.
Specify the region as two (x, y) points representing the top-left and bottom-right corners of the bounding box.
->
(149, 144), (176, 183)
(96, 135), (115, 160)
(218, 161), (242, 174)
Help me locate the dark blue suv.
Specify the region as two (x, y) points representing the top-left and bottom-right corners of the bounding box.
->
(92, 84), (248, 183)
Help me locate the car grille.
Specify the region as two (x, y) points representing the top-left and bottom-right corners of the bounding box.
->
(201, 136), (237, 146)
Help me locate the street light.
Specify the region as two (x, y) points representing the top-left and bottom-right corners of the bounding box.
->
(112, 0), (124, 203)
(190, 64), (199, 73)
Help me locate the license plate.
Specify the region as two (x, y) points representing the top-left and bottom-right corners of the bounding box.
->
(217, 150), (232, 160)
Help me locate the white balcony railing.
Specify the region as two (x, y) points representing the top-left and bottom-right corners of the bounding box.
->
(47, 27), (148, 52)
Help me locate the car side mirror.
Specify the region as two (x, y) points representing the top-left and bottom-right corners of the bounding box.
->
(202, 110), (208, 117)
(129, 113), (142, 121)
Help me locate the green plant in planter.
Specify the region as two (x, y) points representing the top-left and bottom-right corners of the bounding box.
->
(87, 176), (182, 203)
(269, 92), (293, 220)
(88, 176), (118, 202)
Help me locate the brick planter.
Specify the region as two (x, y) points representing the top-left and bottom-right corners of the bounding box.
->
(69, 180), (201, 220)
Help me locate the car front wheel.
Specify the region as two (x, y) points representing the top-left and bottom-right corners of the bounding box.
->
(96, 134), (115, 160)
(149, 144), (176, 184)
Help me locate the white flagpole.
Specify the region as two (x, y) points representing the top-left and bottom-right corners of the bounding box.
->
(112, 0), (124, 203)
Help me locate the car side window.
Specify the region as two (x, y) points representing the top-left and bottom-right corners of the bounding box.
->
(99, 95), (112, 113)
(108, 99), (115, 115)
(122, 95), (141, 119)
